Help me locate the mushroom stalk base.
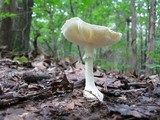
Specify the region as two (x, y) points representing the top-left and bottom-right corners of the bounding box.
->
(83, 46), (104, 101)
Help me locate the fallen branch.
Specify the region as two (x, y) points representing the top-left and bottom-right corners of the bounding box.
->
(0, 87), (51, 108)
(127, 82), (146, 88)
(101, 88), (147, 97)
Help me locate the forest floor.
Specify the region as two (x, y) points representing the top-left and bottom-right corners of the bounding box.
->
(0, 56), (160, 120)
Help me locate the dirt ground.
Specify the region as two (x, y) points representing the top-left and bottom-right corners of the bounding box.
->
(0, 58), (160, 120)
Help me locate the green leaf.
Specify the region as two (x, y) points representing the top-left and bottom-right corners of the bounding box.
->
(146, 63), (160, 69)
(4, 0), (10, 4)
(13, 56), (28, 63)
(0, 12), (16, 19)
(82, 0), (93, 5)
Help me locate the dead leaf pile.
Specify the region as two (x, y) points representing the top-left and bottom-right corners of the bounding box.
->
(0, 58), (160, 120)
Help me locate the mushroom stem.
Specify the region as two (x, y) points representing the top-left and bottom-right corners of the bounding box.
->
(83, 46), (95, 87)
(83, 46), (104, 101)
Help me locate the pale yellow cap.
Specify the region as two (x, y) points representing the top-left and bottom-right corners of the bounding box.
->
(61, 17), (122, 48)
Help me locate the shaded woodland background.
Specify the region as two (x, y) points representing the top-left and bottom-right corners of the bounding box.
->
(0, 0), (160, 74)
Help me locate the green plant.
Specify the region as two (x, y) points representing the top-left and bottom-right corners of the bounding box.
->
(13, 56), (28, 64)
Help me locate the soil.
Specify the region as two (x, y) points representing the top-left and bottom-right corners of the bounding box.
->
(0, 58), (160, 120)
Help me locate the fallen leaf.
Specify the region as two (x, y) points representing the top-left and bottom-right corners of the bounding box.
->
(6, 108), (27, 115)
(152, 87), (160, 97)
(73, 98), (85, 107)
(4, 114), (24, 120)
(66, 101), (75, 111)
(107, 104), (157, 118)
(128, 110), (143, 118)
(25, 105), (38, 112)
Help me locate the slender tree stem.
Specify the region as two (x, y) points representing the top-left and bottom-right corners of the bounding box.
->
(77, 45), (84, 64)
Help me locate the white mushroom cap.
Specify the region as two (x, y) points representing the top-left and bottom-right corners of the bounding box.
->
(61, 17), (122, 48)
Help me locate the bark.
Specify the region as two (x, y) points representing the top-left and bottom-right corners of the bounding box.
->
(130, 0), (137, 72)
(146, 0), (156, 74)
(126, 18), (131, 45)
(0, 0), (33, 51)
(42, 0), (56, 56)
(0, 1), (12, 50)
(144, 26), (148, 70)
(126, 17), (131, 67)
(140, 25), (144, 70)
(50, 9), (57, 57)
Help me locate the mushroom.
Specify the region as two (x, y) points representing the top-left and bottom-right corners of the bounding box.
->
(61, 17), (121, 101)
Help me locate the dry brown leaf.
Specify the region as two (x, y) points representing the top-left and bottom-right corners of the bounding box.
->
(128, 110), (143, 118)
(66, 101), (75, 111)
(4, 114), (24, 120)
(25, 105), (38, 112)
(73, 99), (84, 107)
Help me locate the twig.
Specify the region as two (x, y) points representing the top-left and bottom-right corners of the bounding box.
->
(84, 90), (100, 102)
(101, 88), (147, 97)
(114, 88), (147, 93)
(128, 82), (146, 88)
(0, 87), (51, 108)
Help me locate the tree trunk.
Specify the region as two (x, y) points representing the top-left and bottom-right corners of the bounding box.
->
(144, 25), (148, 70)
(140, 25), (146, 72)
(0, 0), (33, 51)
(146, 0), (156, 74)
(50, 9), (57, 57)
(126, 17), (131, 68)
(130, 0), (137, 72)
(0, 1), (13, 50)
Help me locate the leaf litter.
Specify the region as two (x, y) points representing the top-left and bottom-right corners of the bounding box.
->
(0, 58), (160, 120)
